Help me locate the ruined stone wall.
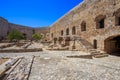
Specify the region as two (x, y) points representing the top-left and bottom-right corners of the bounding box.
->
(0, 17), (50, 41)
(35, 27), (50, 42)
(0, 17), (10, 39)
(9, 23), (34, 39)
(50, 0), (120, 51)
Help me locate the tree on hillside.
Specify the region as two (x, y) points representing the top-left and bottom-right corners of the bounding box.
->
(7, 30), (25, 41)
(32, 33), (42, 40)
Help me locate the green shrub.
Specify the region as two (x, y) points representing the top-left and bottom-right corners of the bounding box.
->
(7, 30), (25, 41)
(32, 33), (42, 40)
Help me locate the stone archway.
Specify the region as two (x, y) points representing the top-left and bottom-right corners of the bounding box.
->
(95, 15), (106, 29)
(65, 37), (70, 46)
(54, 38), (57, 44)
(93, 39), (97, 49)
(104, 35), (120, 56)
(58, 37), (63, 44)
(81, 21), (86, 31)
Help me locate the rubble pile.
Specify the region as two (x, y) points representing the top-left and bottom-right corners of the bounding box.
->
(0, 41), (43, 53)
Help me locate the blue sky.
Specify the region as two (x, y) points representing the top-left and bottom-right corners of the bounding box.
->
(0, 0), (83, 28)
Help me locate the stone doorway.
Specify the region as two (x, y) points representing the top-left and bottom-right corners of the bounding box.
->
(54, 38), (57, 45)
(104, 36), (120, 56)
(65, 37), (70, 46)
(58, 37), (63, 45)
(93, 39), (97, 49)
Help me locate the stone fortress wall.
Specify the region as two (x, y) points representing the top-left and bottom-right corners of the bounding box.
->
(9, 23), (34, 39)
(1, 0), (120, 54)
(50, 0), (120, 54)
(0, 17), (50, 40)
(0, 17), (9, 40)
(34, 27), (50, 42)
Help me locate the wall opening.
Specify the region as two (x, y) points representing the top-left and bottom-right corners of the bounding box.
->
(32, 29), (35, 34)
(81, 21), (86, 31)
(115, 8), (120, 26)
(59, 37), (63, 45)
(61, 30), (63, 36)
(0, 36), (4, 41)
(54, 38), (57, 44)
(23, 33), (26, 39)
(104, 35), (120, 56)
(72, 26), (76, 35)
(93, 39), (97, 49)
(65, 37), (70, 46)
(115, 16), (120, 26)
(51, 33), (53, 38)
(66, 28), (69, 35)
(95, 15), (106, 29)
(99, 19), (105, 28)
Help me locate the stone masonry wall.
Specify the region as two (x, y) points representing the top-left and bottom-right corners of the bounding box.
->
(0, 17), (50, 41)
(0, 17), (9, 40)
(9, 23), (34, 39)
(35, 27), (50, 42)
(50, 0), (120, 52)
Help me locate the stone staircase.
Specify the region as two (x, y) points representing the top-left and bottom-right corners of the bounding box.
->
(89, 49), (109, 58)
(76, 38), (93, 51)
(80, 39), (93, 50)
(75, 37), (109, 58)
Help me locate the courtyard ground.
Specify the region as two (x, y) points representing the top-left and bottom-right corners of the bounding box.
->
(0, 51), (119, 80)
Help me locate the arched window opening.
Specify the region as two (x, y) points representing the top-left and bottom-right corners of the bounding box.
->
(72, 26), (76, 35)
(61, 30), (63, 36)
(81, 21), (86, 31)
(66, 28), (69, 35)
(95, 15), (106, 29)
(115, 8), (120, 26)
(51, 33), (53, 38)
